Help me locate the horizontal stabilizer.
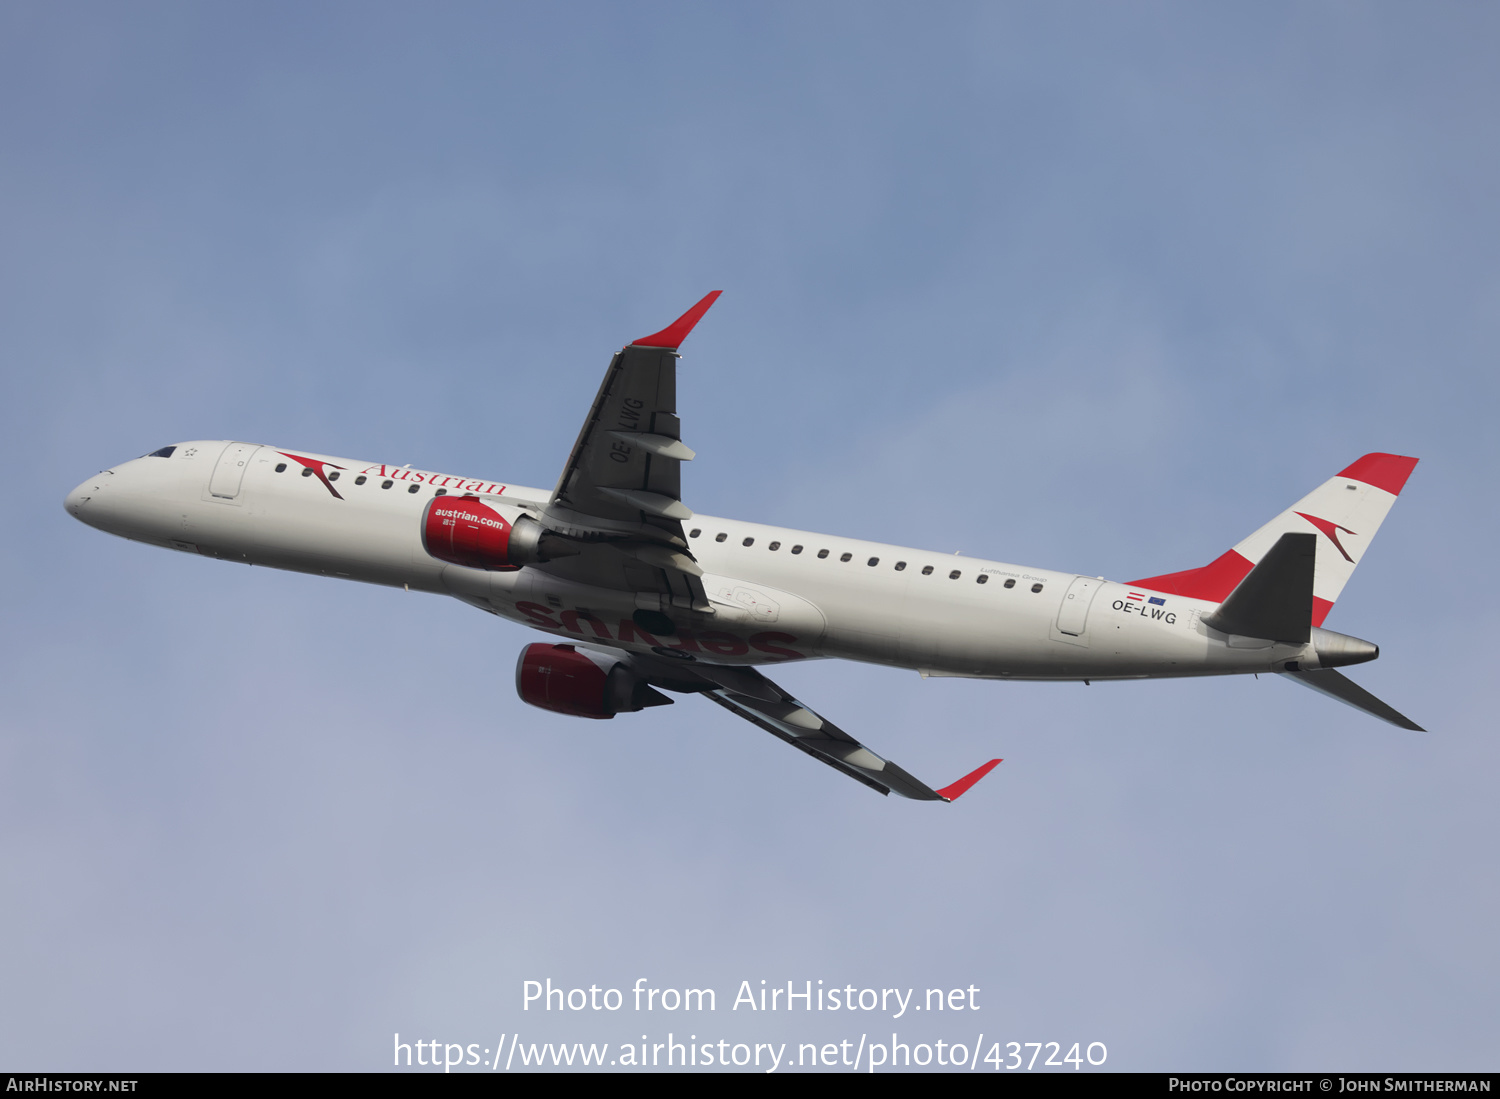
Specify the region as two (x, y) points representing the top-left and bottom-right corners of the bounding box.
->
(1282, 668), (1424, 731)
(1203, 532), (1315, 643)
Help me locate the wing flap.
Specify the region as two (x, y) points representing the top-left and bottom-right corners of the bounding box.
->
(686, 663), (998, 802)
(705, 691), (904, 797)
(613, 541), (705, 576)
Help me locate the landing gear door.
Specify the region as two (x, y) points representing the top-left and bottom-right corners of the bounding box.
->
(1056, 576), (1103, 637)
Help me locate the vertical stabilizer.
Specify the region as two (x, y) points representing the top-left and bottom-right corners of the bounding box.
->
(1130, 454), (1417, 626)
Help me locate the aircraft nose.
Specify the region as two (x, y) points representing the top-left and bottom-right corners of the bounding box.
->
(65, 480), (90, 515)
(64, 474), (108, 525)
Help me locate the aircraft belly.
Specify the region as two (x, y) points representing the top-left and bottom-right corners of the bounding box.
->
(927, 602), (1068, 676)
(482, 571), (828, 665)
(818, 588), (902, 664)
(250, 503), (435, 586)
(117, 482), (257, 560)
(110, 490), (205, 547)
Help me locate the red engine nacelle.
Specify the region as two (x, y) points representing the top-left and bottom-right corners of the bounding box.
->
(423, 495), (578, 570)
(423, 495), (518, 569)
(515, 643), (672, 719)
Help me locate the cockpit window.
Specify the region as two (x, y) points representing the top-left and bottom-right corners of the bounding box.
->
(146, 446), (176, 458)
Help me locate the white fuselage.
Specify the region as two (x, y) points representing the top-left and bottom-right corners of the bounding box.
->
(66, 441), (1325, 681)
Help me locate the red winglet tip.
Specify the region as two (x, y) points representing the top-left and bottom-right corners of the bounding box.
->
(1336, 453), (1419, 496)
(936, 758), (1003, 802)
(631, 291), (722, 349)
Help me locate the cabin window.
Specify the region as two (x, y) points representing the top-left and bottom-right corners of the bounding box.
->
(791, 545), (803, 554)
(1031, 582), (1044, 593)
(274, 463), (287, 473)
(921, 565), (934, 575)
(355, 475), (367, 486)
(769, 541), (781, 551)
(867, 557), (879, 567)
(435, 488), (447, 496)
(301, 468), (313, 478)
(690, 528), (701, 538)
(817, 549), (830, 559)
(381, 480), (393, 489)
(839, 552), (852, 562)
(743, 537), (754, 547)
(328, 471), (340, 481)
(715, 532), (728, 542)
(895, 561), (906, 571)
(1004, 578), (1015, 588)
(977, 574), (988, 584)
(949, 570), (962, 580)
(408, 484), (420, 494)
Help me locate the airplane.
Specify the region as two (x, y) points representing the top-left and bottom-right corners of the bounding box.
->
(64, 291), (1422, 803)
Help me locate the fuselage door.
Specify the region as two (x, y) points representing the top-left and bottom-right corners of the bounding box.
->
(1056, 576), (1102, 637)
(209, 442), (259, 500)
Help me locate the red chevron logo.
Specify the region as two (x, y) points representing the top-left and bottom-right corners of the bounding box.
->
(1295, 512), (1357, 562)
(279, 452), (346, 499)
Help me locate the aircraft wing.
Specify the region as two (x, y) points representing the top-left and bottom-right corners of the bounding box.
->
(535, 293), (721, 611)
(627, 654), (1001, 801)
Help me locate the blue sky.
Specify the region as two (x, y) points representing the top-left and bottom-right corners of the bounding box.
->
(3, 2), (1497, 1071)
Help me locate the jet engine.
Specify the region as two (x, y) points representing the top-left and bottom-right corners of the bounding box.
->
(422, 495), (576, 570)
(515, 643), (673, 719)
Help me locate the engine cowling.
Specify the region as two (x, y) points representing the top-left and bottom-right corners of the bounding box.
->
(515, 643), (672, 719)
(423, 495), (574, 570)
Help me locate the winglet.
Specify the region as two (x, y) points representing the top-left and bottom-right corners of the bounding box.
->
(632, 291), (722, 349)
(935, 759), (1003, 802)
